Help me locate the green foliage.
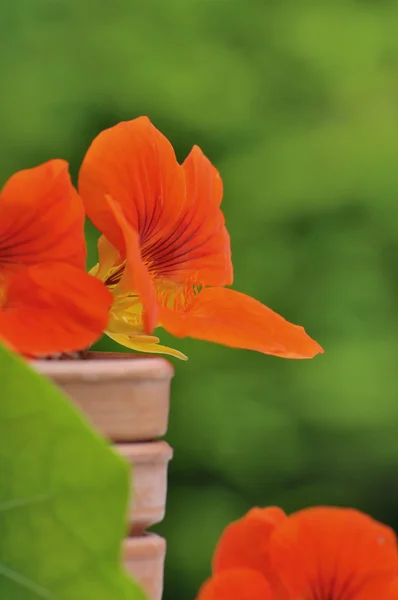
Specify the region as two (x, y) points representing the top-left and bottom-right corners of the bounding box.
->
(2, 1), (398, 599)
(0, 344), (146, 600)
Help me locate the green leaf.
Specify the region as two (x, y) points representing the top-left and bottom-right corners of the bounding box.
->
(0, 344), (147, 600)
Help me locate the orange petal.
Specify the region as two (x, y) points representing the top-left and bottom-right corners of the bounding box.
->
(78, 118), (232, 286)
(159, 287), (324, 359)
(269, 507), (398, 600)
(0, 263), (113, 355)
(197, 569), (275, 600)
(78, 116), (184, 256)
(213, 507), (286, 582)
(103, 195), (158, 334)
(0, 159), (86, 272)
(197, 570), (274, 600)
(161, 145), (232, 286)
(387, 580), (398, 600)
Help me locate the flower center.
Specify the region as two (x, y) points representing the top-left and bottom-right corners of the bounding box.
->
(101, 254), (202, 315)
(156, 273), (202, 312)
(103, 261), (127, 288)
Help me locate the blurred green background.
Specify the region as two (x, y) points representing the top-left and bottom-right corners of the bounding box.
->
(2, 0), (398, 598)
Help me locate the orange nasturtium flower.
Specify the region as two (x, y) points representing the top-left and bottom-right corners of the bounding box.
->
(79, 117), (324, 360)
(197, 506), (398, 600)
(0, 159), (113, 355)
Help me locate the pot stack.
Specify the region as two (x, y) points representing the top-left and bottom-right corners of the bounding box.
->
(34, 352), (174, 600)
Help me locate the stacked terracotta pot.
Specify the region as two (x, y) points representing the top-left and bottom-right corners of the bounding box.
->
(34, 352), (174, 600)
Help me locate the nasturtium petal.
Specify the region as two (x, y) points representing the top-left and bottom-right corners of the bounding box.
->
(269, 507), (398, 600)
(0, 159), (86, 271)
(0, 262), (113, 356)
(197, 569), (274, 600)
(159, 287), (324, 359)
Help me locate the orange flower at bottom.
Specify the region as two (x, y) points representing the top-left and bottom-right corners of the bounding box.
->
(388, 579), (398, 599)
(0, 160), (112, 355)
(79, 116), (324, 360)
(197, 506), (398, 600)
(199, 570), (274, 600)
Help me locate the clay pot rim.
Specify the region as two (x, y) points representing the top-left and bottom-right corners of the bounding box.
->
(123, 533), (166, 558)
(117, 441), (173, 463)
(31, 352), (174, 382)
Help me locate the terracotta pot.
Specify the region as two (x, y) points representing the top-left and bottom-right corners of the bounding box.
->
(123, 534), (166, 600)
(118, 441), (173, 534)
(32, 352), (174, 600)
(34, 352), (173, 442)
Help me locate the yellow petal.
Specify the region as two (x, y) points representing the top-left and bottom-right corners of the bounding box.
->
(92, 235), (123, 282)
(106, 331), (188, 360)
(107, 310), (142, 334)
